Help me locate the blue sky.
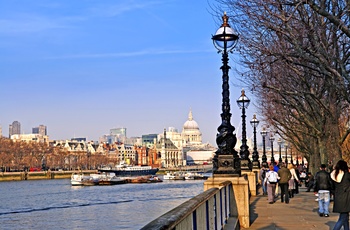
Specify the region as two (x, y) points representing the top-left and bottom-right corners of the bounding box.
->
(0, 0), (258, 145)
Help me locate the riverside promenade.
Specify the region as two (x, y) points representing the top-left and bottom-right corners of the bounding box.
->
(246, 186), (339, 230)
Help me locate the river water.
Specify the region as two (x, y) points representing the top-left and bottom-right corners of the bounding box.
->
(0, 178), (205, 230)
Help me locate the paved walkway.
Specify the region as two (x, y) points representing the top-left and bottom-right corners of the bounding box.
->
(244, 186), (339, 230)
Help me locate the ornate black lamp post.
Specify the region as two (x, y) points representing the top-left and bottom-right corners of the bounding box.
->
(270, 134), (275, 164)
(285, 142), (288, 164)
(301, 156), (305, 166)
(290, 147), (293, 164)
(260, 126), (268, 167)
(296, 151), (299, 166)
(277, 138), (283, 166)
(211, 12), (240, 175)
(237, 89), (251, 170)
(250, 114), (260, 169)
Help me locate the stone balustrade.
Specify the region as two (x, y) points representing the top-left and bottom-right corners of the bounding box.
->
(141, 180), (239, 230)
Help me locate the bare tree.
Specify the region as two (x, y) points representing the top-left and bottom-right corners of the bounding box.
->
(212, 0), (350, 171)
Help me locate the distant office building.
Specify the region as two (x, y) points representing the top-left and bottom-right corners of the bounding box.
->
(0, 125), (2, 137)
(9, 121), (21, 137)
(142, 134), (158, 147)
(110, 128), (126, 137)
(125, 136), (142, 146)
(32, 125), (47, 136)
(110, 128), (127, 143)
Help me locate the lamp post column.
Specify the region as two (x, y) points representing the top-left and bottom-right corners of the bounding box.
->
(270, 134), (275, 164)
(285, 142), (288, 164)
(301, 157), (304, 167)
(211, 12), (240, 175)
(260, 126), (268, 167)
(296, 151), (299, 166)
(250, 114), (259, 169)
(278, 138), (283, 166)
(237, 89), (251, 171)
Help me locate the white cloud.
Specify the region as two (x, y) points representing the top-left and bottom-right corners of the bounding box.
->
(87, 1), (163, 18)
(0, 14), (82, 35)
(45, 48), (212, 60)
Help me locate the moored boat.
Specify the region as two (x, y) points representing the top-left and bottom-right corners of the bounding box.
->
(71, 173), (99, 186)
(147, 175), (162, 183)
(98, 161), (159, 177)
(163, 172), (185, 180)
(184, 172), (208, 180)
(128, 175), (163, 183)
(90, 172), (127, 185)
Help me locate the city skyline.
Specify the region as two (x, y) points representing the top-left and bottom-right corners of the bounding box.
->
(0, 0), (259, 145)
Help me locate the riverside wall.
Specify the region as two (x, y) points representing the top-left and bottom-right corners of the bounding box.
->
(0, 170), (97, 181)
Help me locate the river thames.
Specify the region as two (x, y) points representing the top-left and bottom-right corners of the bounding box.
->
(0, 178), (205, 230)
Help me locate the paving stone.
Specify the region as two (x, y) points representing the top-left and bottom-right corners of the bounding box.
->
(244, 187), (339, 230)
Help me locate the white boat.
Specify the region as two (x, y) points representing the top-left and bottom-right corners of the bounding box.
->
(99, 161), (159, 177)
(90, 172), (126, 185)
(184, 172), (208, 180)
(163, 172), (185, 180)
(71, 173), (99, 186)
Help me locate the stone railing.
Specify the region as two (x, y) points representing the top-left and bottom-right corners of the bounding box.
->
(141, 181), (239, 230)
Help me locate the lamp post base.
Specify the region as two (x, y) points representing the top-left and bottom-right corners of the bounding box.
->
(241, 159), (252, 171)
(252, 161), (260, 169)
(214, 155), (241, 176)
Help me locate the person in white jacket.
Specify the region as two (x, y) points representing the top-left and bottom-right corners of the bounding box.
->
(264, 165), (280, 204)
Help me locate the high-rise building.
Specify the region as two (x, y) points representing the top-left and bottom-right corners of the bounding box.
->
(32, 125), (47, 136)
(110, 127), (126, 137)
(9, 121), (21, 137)
(110, 128), (127, 143)
(0, 125), (2, 137)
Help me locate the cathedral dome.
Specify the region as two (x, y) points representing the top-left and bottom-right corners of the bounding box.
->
(182, 109), (202, 145)
(183, 110), (199, 130)
(183, 119), (199, 130)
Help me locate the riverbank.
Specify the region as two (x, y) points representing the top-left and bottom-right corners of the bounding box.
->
(0, 170), (97, 181)
(0, 165), (212, 181)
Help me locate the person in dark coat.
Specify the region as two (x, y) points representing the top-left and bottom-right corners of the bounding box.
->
(330, 160), (350, 230)
(278, 163), (292, 204)
(294, 165), (301, 194)
(313, 164), (333, 217)
(306, 172), (315, 192)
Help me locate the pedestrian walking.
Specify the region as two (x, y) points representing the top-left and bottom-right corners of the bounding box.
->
(294, 164), (301, 194)
(306, 172), (315, 192)
(330, 160), (350, 230)
(278, 163), (292, 204)
(288, 163), (300, 198)
(313, 164), (333, 217)
(272, 162), (280, 197)
(259, 165), (268, 195)
(264, 165), (279, 204)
